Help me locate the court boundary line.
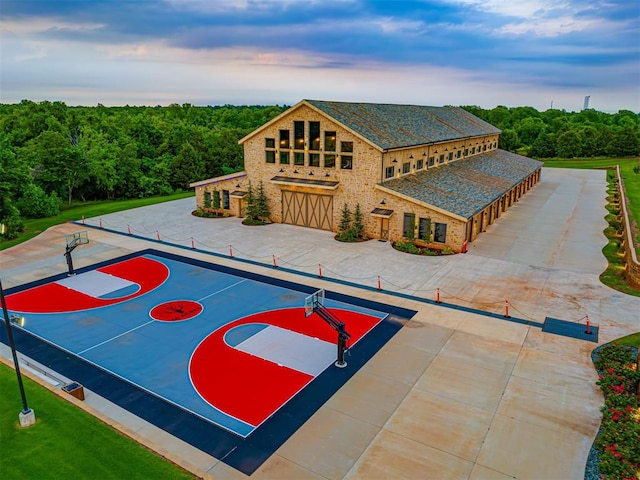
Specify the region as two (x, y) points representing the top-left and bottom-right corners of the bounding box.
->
(3, 248), (417, 475)
(197, 278), (247, 302)
(77, 320), (155, 355)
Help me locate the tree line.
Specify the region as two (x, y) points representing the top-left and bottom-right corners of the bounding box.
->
(0, 100), (638, 239)
(0, 101), (286, 238)
(462, 105), (639, 158)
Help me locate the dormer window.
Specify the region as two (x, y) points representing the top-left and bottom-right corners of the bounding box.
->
(385, 166), (395, 179)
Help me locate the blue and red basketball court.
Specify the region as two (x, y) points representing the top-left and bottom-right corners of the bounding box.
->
(3, 249), (415, 474)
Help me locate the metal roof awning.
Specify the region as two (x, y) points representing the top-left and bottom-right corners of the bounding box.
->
(270, 175), (340, 190)
(370, 208), (394, 218)
(230, 190), (247, 198)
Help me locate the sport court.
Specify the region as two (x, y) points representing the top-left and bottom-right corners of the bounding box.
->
(3, 248), (415, 474)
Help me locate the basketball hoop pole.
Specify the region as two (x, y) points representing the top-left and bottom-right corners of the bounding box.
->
(336, 326), (348, 368)
(0, 278), (35, 426)
(65, 243), (78, 276)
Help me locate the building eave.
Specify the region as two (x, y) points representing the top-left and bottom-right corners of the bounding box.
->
(237, 101), (305, 145)
(270, 175), (340, 190)
(302, 100), (384, 152)
(189, 172), (247, 188)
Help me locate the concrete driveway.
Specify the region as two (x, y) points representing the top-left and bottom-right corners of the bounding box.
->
(2, 167), (638, 479)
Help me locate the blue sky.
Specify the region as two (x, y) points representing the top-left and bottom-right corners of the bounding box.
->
(1, 0), (638, 112)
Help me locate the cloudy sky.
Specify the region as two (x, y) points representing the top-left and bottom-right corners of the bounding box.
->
(1, 0), (638, 112)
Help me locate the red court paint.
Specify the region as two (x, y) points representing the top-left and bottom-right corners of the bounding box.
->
(6, 256), (169, 313)
(189, 307), (381, 428)
(150, 300), (203, 321)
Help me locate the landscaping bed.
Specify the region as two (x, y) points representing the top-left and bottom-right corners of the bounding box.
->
(587, 343), (640, 480)
(392, 240), (454, 256)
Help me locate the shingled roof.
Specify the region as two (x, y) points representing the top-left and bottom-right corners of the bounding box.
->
(381, 150), (543, 219)
(305, 100), (501, 150)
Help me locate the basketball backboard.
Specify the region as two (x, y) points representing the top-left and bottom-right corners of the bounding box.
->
(65, 231), (89, 249)
(304, 289), (325, 317)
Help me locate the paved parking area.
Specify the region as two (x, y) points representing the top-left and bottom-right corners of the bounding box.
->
(2, 167), (639, 479)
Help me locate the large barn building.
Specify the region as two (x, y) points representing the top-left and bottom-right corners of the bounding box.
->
(190, 100), (543, 252)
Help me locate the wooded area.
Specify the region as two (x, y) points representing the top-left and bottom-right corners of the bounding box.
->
(464, 105), (639, 159)
(0, 101), (286, 238)
(0, 100), (638, 239)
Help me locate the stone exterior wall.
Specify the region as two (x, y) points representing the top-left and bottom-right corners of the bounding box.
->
(190, 103), (538, 253)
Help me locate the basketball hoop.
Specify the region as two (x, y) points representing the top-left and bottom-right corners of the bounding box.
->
(304, 289), (325, 317)
(64, 231), (89, 275)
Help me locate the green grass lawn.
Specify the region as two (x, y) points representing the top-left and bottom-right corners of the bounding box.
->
(0, 363), (196, 480)
(615, 332), (640, 348)
(0, 191), (194, 251)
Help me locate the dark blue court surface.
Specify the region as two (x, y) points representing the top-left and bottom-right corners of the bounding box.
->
(1, 249), (416, 475)
(542, 317), (599, 343)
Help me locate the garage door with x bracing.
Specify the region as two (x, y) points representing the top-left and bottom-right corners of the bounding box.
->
(282, 191), (333, 231)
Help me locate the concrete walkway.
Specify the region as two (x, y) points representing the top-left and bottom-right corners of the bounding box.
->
(2, 167), (638, 479)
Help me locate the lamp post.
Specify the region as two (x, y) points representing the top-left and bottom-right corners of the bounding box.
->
(0, 278), (35, 427)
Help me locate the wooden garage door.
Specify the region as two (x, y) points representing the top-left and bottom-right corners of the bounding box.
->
(282, 191), (333, 231)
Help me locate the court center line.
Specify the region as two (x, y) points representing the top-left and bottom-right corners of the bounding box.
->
(198, 279), (247, 302)
(77, 320), (155, 355)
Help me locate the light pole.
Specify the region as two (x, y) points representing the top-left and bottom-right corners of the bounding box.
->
(0, 278), (35, 427)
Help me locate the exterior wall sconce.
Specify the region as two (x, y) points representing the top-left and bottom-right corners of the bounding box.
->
(423, 152), (427, 156)
(293, 169), (299, 174)
(380, 199), (386, 205)
(325, 172), (330, 177)
(309, 171), (314, 176)
(279, 168), (284, 173)
(392, 158), (397, 163)
(235, 183), (241, 188)
(409, 154), (413, 159)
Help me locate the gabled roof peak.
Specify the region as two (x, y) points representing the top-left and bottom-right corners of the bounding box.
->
(239, 99), (501, 149)
(303, 100), (501, 150)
